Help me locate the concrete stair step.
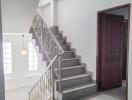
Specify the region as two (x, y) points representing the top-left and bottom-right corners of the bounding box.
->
(62, 51), (75, 59)
(42, 50), (75, 61)
(57, 38), (66, 44)
(61, 58), (80, 67)
(61, 82), (97, 100)
(62, 45), (70, 51)
(48, 58), (80, 68)
(56, 65), (85, 78)
(50, 26), (59, 31)
(54, 33), (62, 39)
(56, 73), (92, 90)
(50, 28), (59, 34)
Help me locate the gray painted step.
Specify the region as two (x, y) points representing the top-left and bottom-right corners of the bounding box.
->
(62, 51), (75, 59)
(50, 26), (59, 31)
(50, 28), (59, 34)
(44, 50), (75, 61)
(47, 58), (80, 68)
(54, 33), (62, 39)
(61, 58), (80, 67)
(58, 31), (63, 35)
(56, 66), (85, 78)
(57, 38), (66, 44)
(61, 82), (97, 100)
(56, 73), (92, 90)
(62, 45), (70, 51)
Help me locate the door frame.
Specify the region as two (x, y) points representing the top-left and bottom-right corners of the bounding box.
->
(96, 3), (131, 100)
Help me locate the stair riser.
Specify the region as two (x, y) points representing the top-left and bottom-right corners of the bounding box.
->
(62, 52), (75, 59)
(47, 59), (80, 67)
(62, 67), (85, 77)
(58, 39), (66, 44)
(56, 75), (92, 90)
(62, 45), (70, 51)
(51, 29), (59, 34)
(43, 51), (75, 61)
(55, 67), (85, 78)
(62, 85), (97, 100)
(55, 34), (62, 39)
(50, 26), (59, 31)
(61, 59), (80, 67)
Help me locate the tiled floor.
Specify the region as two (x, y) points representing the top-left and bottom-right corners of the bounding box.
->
(77, 87), (126, 100)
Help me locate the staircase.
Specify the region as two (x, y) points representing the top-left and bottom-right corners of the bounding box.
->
(29, 14), (97, 100)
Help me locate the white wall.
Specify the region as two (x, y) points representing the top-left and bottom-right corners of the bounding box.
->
(3, 34), (43, 90)
(37, 0), (58, 26)
(39, 0), (50, 7)
(1, 0), (39, 33)
(56, 0), (132, 99)
(3, 34), (45, 100)
(3, 34), (42, 78)
(0, 0), (5, 99)
(38, 4), (52, 27)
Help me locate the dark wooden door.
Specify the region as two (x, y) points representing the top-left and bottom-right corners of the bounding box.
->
(100, 13), (124, 90)
(122, 21), (128, 80)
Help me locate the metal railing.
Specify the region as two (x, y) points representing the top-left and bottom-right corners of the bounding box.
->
(29, 14), (64, 100)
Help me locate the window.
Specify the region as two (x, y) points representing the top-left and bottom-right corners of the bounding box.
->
(28, 42), (38, 71)
(3, 42), (12, 74)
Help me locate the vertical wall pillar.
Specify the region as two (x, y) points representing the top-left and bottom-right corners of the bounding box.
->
(0, 0), (5, 100)
(50, 0), (57, 26)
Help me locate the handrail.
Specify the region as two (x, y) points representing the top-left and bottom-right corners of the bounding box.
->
(33, 27), (64, 55)
(29, 55), (58, 94)
(29, 13), (64, 100)
(32, 14), (65, 55)
(43, 24), (65, 54)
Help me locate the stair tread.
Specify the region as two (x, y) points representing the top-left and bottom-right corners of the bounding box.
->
(53, 57), (79, 62)
(63, 49), (76, 52)
(56, 73), (91, 81)
(48, 58), (78, 62)
(56, 65), (84, 70)
(61, 57), (79, 61)
(61, 65), (84, 70)
(63, 82), (97, 93)
(64, 50), (73, 52)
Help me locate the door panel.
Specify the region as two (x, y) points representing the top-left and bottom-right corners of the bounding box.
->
(100, 14), (124, 90)
(122, 21), (128, 80)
